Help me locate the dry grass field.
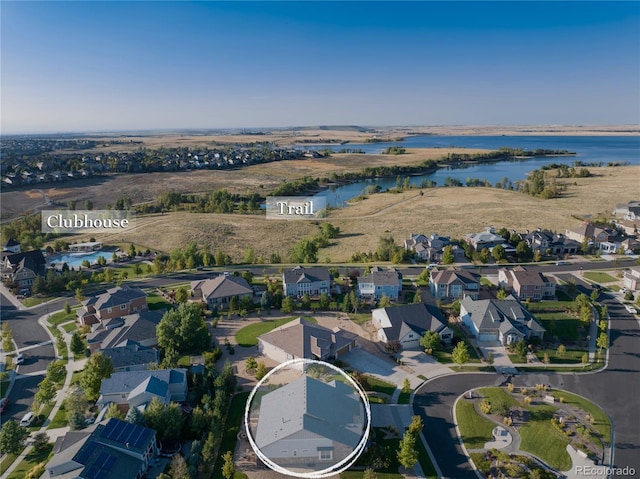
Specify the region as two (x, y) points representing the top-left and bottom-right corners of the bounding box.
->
(63, 165), (639, 262)
(1, 148), (488, 219)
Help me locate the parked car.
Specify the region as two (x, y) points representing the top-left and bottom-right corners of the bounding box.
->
(624, 305), (638, 314)
(20, 411), (34, 427)
(556, 261), (569, 266)
(15, 353), (24, 365)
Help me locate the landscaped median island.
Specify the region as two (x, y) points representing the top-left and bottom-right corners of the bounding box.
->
(456, 386), (611, 478)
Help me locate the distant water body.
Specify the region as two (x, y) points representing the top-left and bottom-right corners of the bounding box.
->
(306, 136), (639, 208)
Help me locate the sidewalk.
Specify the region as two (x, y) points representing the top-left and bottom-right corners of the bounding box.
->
(1, 313), (86, 479)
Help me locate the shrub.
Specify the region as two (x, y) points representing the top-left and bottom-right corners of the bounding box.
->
(479, 400), (492, 414)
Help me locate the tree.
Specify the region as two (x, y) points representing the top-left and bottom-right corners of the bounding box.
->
(396, 431), (419, 469)
(221, 451), (236, 479)
(47, 360), (66, 384)
(318, 292), (330, 310)
(543, 352), (550, 365)
(31, 431), (49, 452)
(557, 344), (566, 358)
(492, 244), (506, 262)
(255, 362), (267, 381)
(84, 199), (94, 210)
(514, 339), (528, 360)
(125, 405), (145, 424)
(70, 331), (86, 356)
(442, 245), (455, 264)
(290, 239), (318, 263)
(80, 352), (114, 401)
(64, 302), (72, 314)
(0, 420), (30, 455)
(413, 288), (423, 304)
(496, 288), (508, 299)
(105, 402), (124, 420)
(516, 241), (531, 260)
(68, 410), (86, 430)
(103, 268), (115, 283)
(157, 302), (210, 355)
(246, 356), (258, 370)
(451, 341), (470, 369)
(2, 323), (14, 352)
(31, 275), (46, 294)
(174, 286), (189, 304)
(202, 432), (217, 473)
(486, 351), (494, 365)
(34, 377), (57, 409)
(419, 331), (441, 353)
(281, 296), (295, 313)
(407, 415), (423, 436)
(169, 454), (191, 479)
(596, 332), (608, 354)
(402, 378), (411, 394)
(378, 294), (391, 308)
(363, 468), (377, 479)
(144, 398), (183, 442)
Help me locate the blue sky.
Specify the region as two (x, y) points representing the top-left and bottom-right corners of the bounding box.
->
(1, 1), (638, 133)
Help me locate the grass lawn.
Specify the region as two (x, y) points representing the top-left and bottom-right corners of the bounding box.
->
(212, 392), (250, 479)
(0, 453), (19, 475)
(478, 387), (518, 408)
(551, 390), (611, 443)
(535, 348), (588, 364)
(433, 341), (481, 364)
(48, 310), (77, 326)
(363, 376), (396, 396)
(235, 316), (316, 347)
(519, 405), (571, 471)
(526, 300), (576, 312)
(344, 428), (402, 479)
(536, 312), (581, 342)
(48, 403), (68, 429)
(62, 322), (77, 333)
(415, 433), (439, 479)
(348, 313), (371, 325)
(22, 296), (55, 307)
(70, 370), (83, 385)
(146, 292), (172, 311)
(6, 443), (53, 479)
(583, 271), (618, 283)
(455, 399), (495, 450)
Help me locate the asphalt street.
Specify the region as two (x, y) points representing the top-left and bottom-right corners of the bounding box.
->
(414, 291), (640, 479)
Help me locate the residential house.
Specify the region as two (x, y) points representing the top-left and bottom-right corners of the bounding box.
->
(613, 201), (640, 221)
(429, 269), (480, 301)
(258, 317), (357, 364)
(498, 266), (556, 301)
(623, 267), (640, 291)
(254, 375), (365, 468)
(78, 285), (148, 326)
(0, 249), (46, 290)
(460, 295), (545, 345)
(2, 239), (21, 254)
(357, 267), (403, 301)
(404, 233), (464, 263)
(86, 309), (164, 353)
(565, 222), (616, 249)
(372, 303), (452, 349)
(101, 343), (159, 372)
(282, 265), (332, 297)
(42, 418), (157, 479)
(191, 275), (253, 310)
(97, 369), (188, 410)
(465, 227), (507, 251)
(523, 229), (581, 256)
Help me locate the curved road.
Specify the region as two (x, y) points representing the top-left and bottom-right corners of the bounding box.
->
(414, 292), (640, 478)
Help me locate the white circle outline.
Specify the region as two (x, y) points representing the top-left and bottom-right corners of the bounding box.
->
(243, 358), (371, 478)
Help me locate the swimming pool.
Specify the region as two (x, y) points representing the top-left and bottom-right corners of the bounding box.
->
(48, 250), (111, 268)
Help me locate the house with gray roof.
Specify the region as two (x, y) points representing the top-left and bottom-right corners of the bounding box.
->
(372, 303), (452, 349)
(78, 285), (148, 326)
(191, 275), (253, 310)
(253, 375), (365, 469)
(460, 295), (545, 345)
(429, 268), (480, 301)
(86, 309), (164, 353)
(258, 317), (357, 364)
(283, 265), (332, 297)
(42, 418), (156, 479)
(97, 369), (187, 410)
(465, 227), (507, 251)
(357, 267), (402, 301)
(101, 343), (159, 372)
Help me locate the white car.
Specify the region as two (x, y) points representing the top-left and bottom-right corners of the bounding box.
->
(624, 305), (638, 314)
(15, 353), (24, 365)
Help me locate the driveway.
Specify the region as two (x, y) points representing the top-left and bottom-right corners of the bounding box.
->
(341, 348), (413, 387)
(476, 341), (517, 374)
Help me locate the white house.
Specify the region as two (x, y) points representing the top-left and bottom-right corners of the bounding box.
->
(372, 303), (452, 349)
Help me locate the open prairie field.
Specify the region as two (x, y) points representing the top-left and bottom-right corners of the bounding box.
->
(1, 147), (487, 219)
(63, 165), (639, 262)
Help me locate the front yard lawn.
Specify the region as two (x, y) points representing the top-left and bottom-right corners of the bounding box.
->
(235, 316), (316, 347)
(48, 310), (77, 326)
(582, 271), (618, 283)
(536, 312), (581, 342)
(6, 443), (53, 479)
(146, 292), (172, 311)
(212, 392), (250, 479)
(363, 376), (396, 396)
(535, 348), (588, 364)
